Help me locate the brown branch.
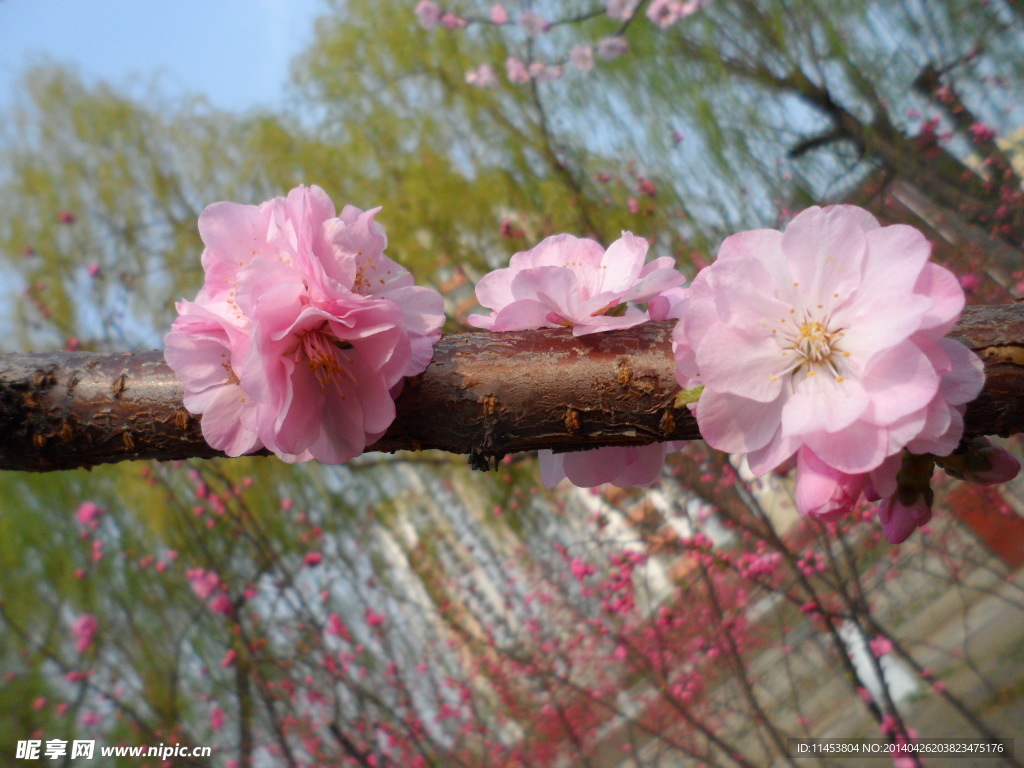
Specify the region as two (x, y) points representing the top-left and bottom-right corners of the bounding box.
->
(1, 304), (1023, 472)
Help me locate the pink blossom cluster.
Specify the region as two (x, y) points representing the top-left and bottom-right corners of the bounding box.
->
(469, 232), (686, 488)
(673, 205), (1013, 541)
(165, 185), (444, 464)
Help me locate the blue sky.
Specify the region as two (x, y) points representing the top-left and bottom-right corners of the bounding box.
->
(0, 0), (327, 113)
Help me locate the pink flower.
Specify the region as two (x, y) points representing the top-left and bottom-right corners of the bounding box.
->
(676, 205), (981, 481)
(59, 211), (76, 224)
(595, 36), (629, 61)
(441, 12), (467, 29)
(465, 63), (498, 88)
(519, 9), (548, 37)
(490, 4), (508, 23)
(869, 636), (894, 657)
(365, 608), (387, 628)
(468, 232), (683, 336)
(415, 1), (442, 28)
(71, 614), (98, 653)
(472, 239), (684, 488)
(528, 61), (562, 83)
(606, 0), (640, 20)
(210, 707), (225, 733)
(570, 45), (595, 73)
(208, 593), (233, 615)
(186, 568), (221, 601)
(647, 0), (686, 26)
(165, 186), (444, 464)
(75, 501), (103, 526)
(506, 57), (530, 84)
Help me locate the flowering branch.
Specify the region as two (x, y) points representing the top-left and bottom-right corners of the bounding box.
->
(1, 303), (1022, 472)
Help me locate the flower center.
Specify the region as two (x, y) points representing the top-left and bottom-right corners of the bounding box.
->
(775, 310), (847, 380)
(301, 329), (355, 394)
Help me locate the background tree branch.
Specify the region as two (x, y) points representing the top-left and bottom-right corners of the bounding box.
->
(2, 303), (1023, 472)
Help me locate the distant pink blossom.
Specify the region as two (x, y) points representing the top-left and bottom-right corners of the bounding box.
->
(465, 63), (498, 88)
(519, 9), (548, 37)
(365, 608), (387, 628)
(415, 1), (442, 28)
(528, 61), (562, 83)
(59, 211), (76, 224)
(647, 0), (687, 26)
(71, 614), (98, 654)
(595, 36), (629, 61)
(506, 57), (530, 84)
(210, 707), (225, 733)
(676, 205), (981, 488)
(869, 636), (894, 657)
(606, 0), (640, 20)
(208, 593), (233, 615)
(570, 45), (595, 73)
(165, 186), (444, 464)
(75, 501), (103, 526)
(441, 12), (467, 29)
(490, 4), (508, 24)
(186, 568), (221, 601)
(468, 232), (683, 336)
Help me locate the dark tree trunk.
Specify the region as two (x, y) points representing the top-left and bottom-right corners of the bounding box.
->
(1, 305), (1023, 472)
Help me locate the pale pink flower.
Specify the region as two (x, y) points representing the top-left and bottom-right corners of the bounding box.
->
(595, 36), (629, 61)
(869, 636), (894, 657)
(472, 239), (684, 488)
(528, 61), (562, 83)
(186, 568), (221, 601)
(490, 4), (508, 24)
(570, 44), (595, 73)
(71, 614), (98, 654)
(208, 593), (234, 615)
(676, 205), (981, 481)
(210, 707), (225, 734)
(166, 186), (443, 464)
(506, 57), (530, 84)
(795, 447), (869, 522)
(468, 232), (683, 336)
(441, 12), (467, 29)
(415, 0), (442, 28)
(606, 0), (640, 20)
(75, 501), (103, 526)
(647, 0), (686, 27)
(465, 63), (498, 88)
(519, 9), (548, 37)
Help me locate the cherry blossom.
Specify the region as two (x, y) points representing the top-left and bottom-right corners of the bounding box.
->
(166, 186), (444, 464)
(675, 205), (985, 533)
(465, 63), (498, 88)
(506, 57), (530, 84)
(570, 45), (595, 73)
(471, 235), (684, 488)
(415, 1), (442, 29)
(595, 36), (629, 61)
(519, 9), (548, 37)
(71, 614), (98, 654)
(606, 0), (640, 21)
(468, 232), (683, 336)
(490, 4), (508, 24)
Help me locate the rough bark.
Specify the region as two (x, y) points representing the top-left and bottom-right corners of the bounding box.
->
(1, 304), (1023, 472)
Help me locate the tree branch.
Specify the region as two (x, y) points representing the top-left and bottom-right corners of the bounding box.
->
(2, 304), (1023, 472)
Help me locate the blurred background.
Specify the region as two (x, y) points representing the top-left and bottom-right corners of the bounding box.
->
(1, 1), (1022, 765)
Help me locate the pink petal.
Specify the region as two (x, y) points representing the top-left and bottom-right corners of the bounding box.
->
(696, 322), (788, 403)
(782, 206), (873, 308)
(781, 372), (869, 436)
(696, 389), (785, 455)
(859, 342), (939, 426)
